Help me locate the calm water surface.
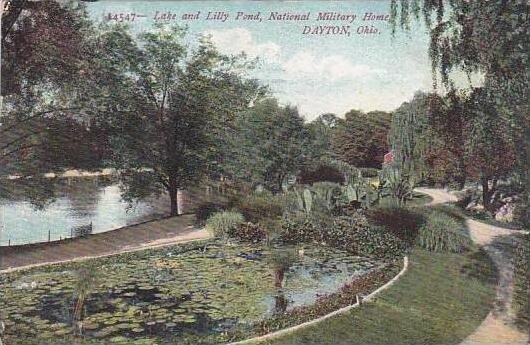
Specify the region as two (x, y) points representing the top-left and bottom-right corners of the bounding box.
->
(0, 177), (170, 246)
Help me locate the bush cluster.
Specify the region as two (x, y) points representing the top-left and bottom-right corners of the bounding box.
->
(366, 205), (424, 244)
(328, 215), (406, 259)
(297, 164), (345, 185)
(279, 213), (326, 244)
(417, 210), (470, 252)
(195, 202), (227, 224)
(205, 211), (245, 239)
(233, 222), (266, 243)
(235, 192), (285, 223)
(280, 211), (406, 260)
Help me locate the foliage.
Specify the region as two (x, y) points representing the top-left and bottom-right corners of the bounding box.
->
(331, 110), (392, 169)
(73, 262), (99, 323)
(358, 167), (380, 178)
(512, 233), (529, 329)
(366, 205), (424, 244)
(88, 25), (261, 216)
(233, 222), (266, 243)
(194, 202), (227, 225)
(279, 213), (326, 244)
(464, 89), (517, 212)
(280, 211), (405, 260)
(0, 1), (102, 202)
(227, 98), (310, 193)
(297, 164), (344, 185)
(205, 211), (244, 239)
(304, 113), (339, 163)
(381, 168), (414, 206)
(235, 192), (286, 223)
(327, 215), (406, 260)
(417, 210), (470, 253)
(423, 91), (468, 188)
(388, 91), (430, 181)
(391, 0), (529, 226)
(266, 248), (297, 272)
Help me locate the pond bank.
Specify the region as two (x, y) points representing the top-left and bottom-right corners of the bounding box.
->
(0, 215), (210, 272)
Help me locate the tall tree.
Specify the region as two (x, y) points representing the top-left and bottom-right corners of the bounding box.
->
(0, 0), (96, 207)
(95, 25), (259, 215)
(305, 113), (339, 163)
(332, 110), (392, 169)
(228, 98), (309, 193)
(425, 90), (468, 188)
(465, 88), (516, 212)
(388, 92), (431, 181)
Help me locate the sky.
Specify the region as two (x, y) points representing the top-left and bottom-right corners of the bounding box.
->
(86, 1), (438, 121)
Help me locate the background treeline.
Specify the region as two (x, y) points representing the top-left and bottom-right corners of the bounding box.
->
(1, 0), (528, 227)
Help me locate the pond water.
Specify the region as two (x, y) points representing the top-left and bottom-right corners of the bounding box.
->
(0, 241), (384, 345)
(0, 176), (170, 246)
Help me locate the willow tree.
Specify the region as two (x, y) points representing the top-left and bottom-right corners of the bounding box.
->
(388, 91), (430, 183)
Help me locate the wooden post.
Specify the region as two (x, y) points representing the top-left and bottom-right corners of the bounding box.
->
(48, 229), (51, 242)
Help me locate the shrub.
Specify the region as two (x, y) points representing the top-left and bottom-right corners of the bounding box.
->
(195, 202), (227, 224)
(417, 210), (470, 252)
(280, 211), (405, 260)
(279, 213), (326, 244)
(366, 205), (424, 244)
(334, 200), (363, 216)
(512, 233), (529, 329)
(236, 192), (285, 223)
(205, 211), (244, 239)
(233, 222), (266, 243)
(297, 164), (345, 185)
(359, 167), (380, 178)
(327, 214), (406, 260)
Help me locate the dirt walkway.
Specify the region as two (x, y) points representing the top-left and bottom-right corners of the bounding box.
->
(0, 215), (211, 272)
(416, 188), (528, 345)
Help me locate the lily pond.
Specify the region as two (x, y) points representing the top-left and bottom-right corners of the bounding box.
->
(0, 241), (385, 345)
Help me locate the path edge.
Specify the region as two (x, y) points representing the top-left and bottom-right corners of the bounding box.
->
(0, 232), (212, 275)
(227, 255), (409, 345)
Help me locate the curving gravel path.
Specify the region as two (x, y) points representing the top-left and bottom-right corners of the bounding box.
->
(416, 188), (528, 345)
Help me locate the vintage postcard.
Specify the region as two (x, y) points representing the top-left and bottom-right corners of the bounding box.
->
(0, 1), (528, 344)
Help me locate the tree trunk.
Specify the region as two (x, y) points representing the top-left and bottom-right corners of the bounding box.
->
(169, 187), (179, 216)
(456, 164), (466, 190)
(482, 177), (492, 212)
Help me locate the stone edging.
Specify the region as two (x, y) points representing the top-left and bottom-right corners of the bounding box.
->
(227, 255), (410, 345)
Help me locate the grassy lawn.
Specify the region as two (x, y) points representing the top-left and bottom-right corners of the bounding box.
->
(256, 247), (496, 345)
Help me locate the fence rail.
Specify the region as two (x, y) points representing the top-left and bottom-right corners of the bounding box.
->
(0, 222), (93, 247)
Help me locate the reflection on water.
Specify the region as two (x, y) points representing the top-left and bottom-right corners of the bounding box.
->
(0, 176), (170, 246)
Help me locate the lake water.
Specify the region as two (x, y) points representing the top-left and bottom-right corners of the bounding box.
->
(0, 176), (170, 246)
